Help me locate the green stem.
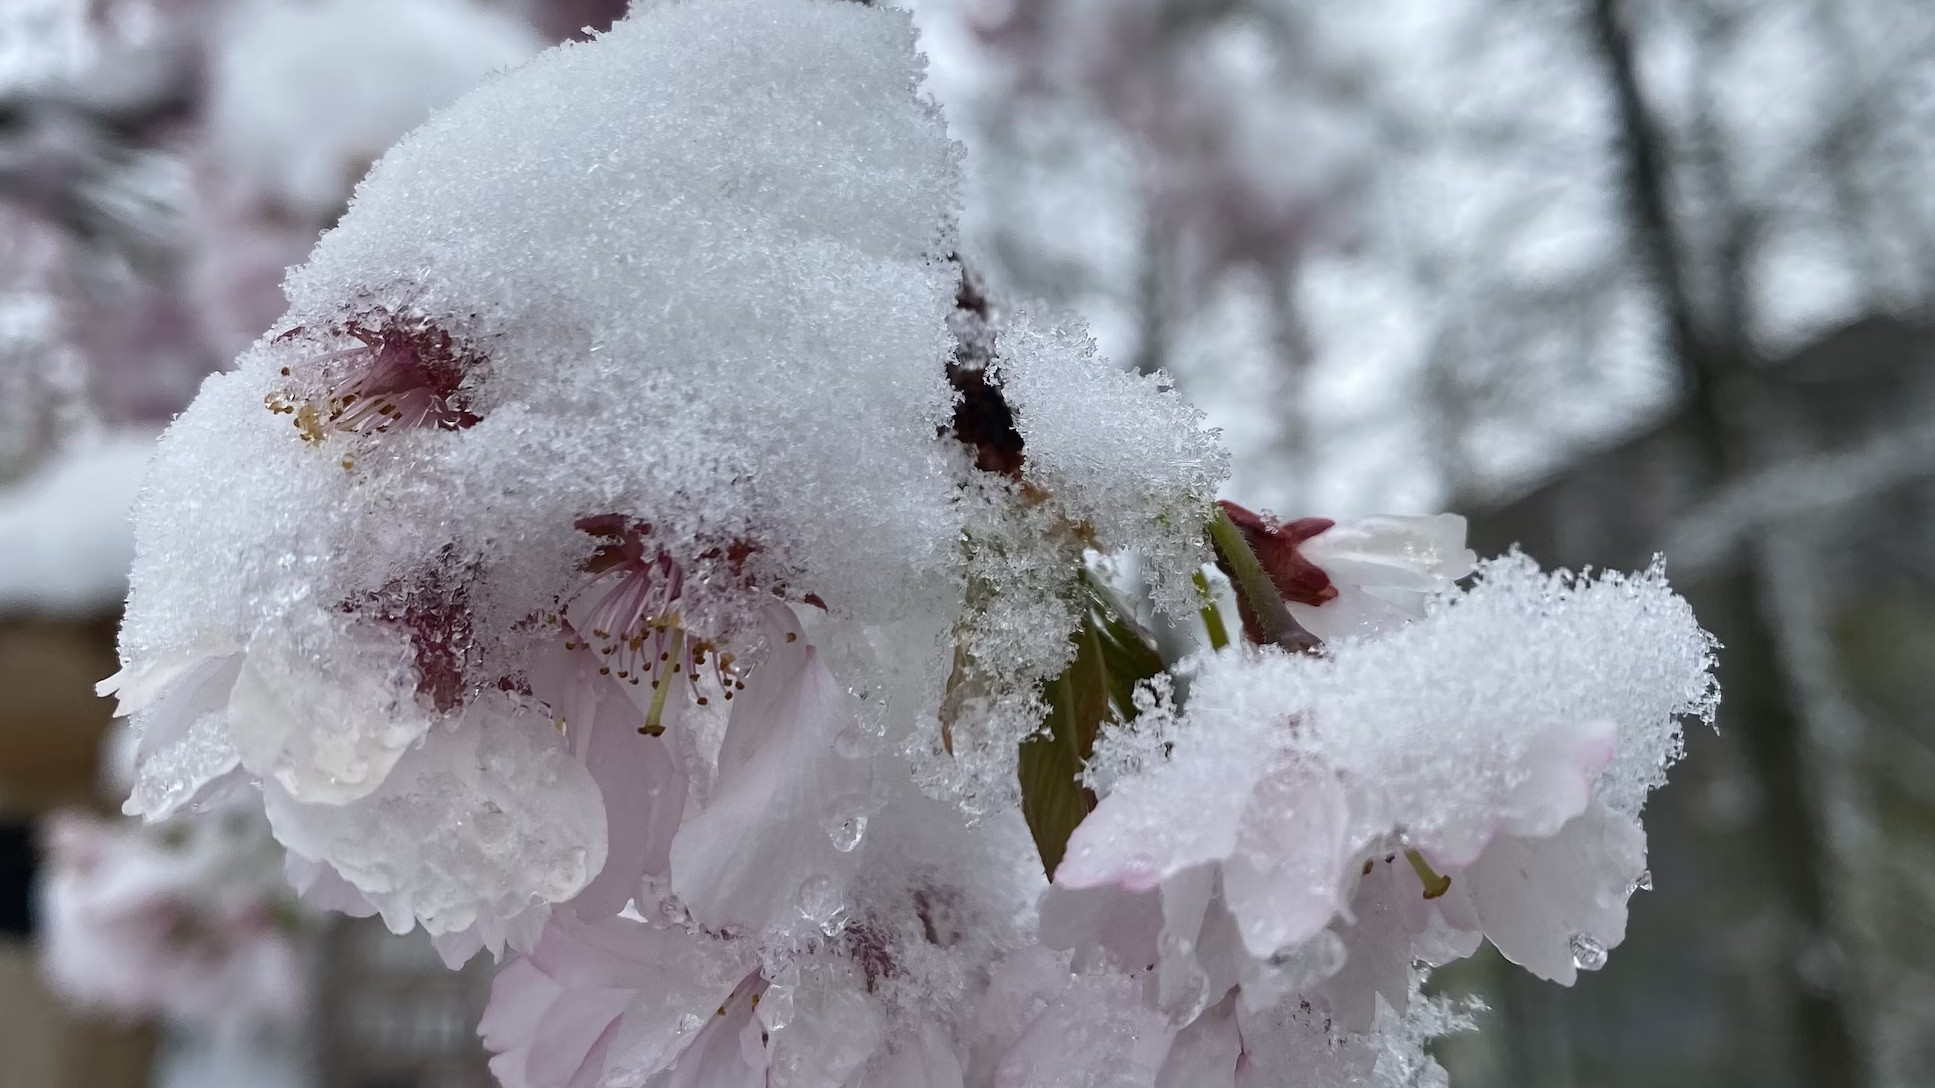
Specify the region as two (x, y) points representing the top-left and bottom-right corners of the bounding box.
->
(1206, 506), (1321, 653)
(1192, 569), (1231, 651)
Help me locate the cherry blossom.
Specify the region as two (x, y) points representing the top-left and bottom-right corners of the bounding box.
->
(37, 802), (310, 1037)
(96, 2), (1719, 1085)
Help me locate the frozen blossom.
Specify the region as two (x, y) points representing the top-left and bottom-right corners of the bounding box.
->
(37, 800), (312, 1037)
(99, 2), (1720, 1086)
(1056, 553), (1715, 1018)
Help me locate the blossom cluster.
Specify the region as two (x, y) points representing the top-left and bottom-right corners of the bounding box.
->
(103, 2), (1718, 1085)
(38, 798), (310, 1037)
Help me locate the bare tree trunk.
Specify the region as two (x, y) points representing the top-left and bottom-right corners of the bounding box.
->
(1582, 1), (1866, 1084)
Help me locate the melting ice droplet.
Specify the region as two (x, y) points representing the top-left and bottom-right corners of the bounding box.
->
(1569, 933), (1608, 971)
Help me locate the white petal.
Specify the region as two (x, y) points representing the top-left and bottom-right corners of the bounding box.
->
(1317, 863), (1420, 1032)
(1055, 732), (1266, 894)
(1288, 584), (1420, 643)
(1299, 514), (1475, 593)
(654, 974), (770, 1088)
(669, 626), (867, 933)
(766, 964), (884, 1088)
(283, 852), (377, 918)
(1037, 883), (1163, 974)
(988, 963), (1170, 1088)
(1413, 717), (1616, 869)
(98, 645), (239, 714)
(530, 643), (691, 921)
(229, 623), (436, 805)
(482, 957), (563, 1088)
(1156, 866), (1216, 1021)
(123, 665), (248, 820)
(1220, 760), (1354, 957)
(262, 692), (606, 941)
(1466, 799), (1647, 985)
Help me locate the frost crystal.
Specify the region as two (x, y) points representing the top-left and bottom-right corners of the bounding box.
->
(103, 1), (1718, 1085)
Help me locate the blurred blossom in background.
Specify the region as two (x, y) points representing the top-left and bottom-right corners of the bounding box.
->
(0, 0), (1931, 1087)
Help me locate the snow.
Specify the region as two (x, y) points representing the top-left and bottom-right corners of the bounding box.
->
(0, 430), (152, 616)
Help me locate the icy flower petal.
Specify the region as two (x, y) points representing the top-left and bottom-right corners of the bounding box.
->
(530, 642), (691, 920)
(262, 692), (605, 942)
(1057, 732), (1353, 961)
(1038, 882), (1165, 982)
(229, 623), (438, 805)
(1154, 995), (1239, 1088)
(98, 646), (239, 717)
(1219, 759), (1355, 957)
(851, 1025), (964, 1088)
(283, 852), (378, 919)
(480, 914), (755, 1088)
(1316, 860), (1479, 1032)
(1054, 728), (1269, 895)
(980, 948), (1171, 1088)
(110, 651), (247, 820)
(1404, 715), (1616, 870)
(763, 963), (884, 1088)
(481, 958), (562, 1088)
(431, 908), (552, 971)
(1465, 799), (1647, 985)
(1155, 866), (1218, 1017)
(669, 608), (869, 932)
(1232, 1001), (1379, 1088)
(653, 973), (771, 1088)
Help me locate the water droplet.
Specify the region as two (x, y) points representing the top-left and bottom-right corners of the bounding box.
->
(1569, 933), (1607, 971)
(1159, 965), (1212, 1027)
(796, 874), (844, 932)
(1629, 869), (1653, 894)
(675, 1013), (703, 1035)
(827, 813), (868, 852)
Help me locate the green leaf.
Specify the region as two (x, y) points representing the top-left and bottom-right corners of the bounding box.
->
(1019, 577), (1165, 879)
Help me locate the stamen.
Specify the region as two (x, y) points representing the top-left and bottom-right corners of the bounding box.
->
(641, 629), (684, 735)
(1404, 849), (1452, 900)
(263, 317), (482, 450)
(554, 516), (770, 730)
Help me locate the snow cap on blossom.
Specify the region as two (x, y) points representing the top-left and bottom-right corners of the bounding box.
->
(1055, 554), (1716, 1014)
(109, 0), (1221, 954)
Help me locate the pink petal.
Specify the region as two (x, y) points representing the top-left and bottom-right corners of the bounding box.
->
(1219, 761), (1354, 957)
(482, 958), (564, 1088)
(531, 643), (691, 920)
(669, 617), (867, 932)
(1466, 799), (1647, 985)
